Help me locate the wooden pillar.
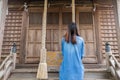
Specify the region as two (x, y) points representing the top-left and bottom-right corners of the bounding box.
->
(116, 0), (120, 27)
(37, 0), (48, 79)
(76, 8), (80, 33)
(59, 8), (62, 49)
(72, 0), (75, 22)
(20, 11), (28, 63)
(115, 0), (120, 57)
(0, 0), (8, 61)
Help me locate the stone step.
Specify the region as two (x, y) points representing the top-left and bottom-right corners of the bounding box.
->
(8, 73), (114, 80)
(8, 68), (115, 80)
(12, 68), (107, 73)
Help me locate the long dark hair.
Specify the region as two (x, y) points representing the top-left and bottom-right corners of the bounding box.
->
(64, 22), (79, 44)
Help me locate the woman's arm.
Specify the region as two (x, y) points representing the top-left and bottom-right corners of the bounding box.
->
(61, 38), (64, 56)
(81, 40), (85, 59)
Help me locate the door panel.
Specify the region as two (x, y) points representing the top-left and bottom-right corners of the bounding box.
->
(26, 29), (42, 63)
(78, 12), (97, 63)
(25, 9), (98, 65)
(46, 12), (60, 66)
(25, 12), (42, 63)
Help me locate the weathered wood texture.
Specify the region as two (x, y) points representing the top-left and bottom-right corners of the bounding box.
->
(77, 11), (97, 63)
(116, 0), (120, 56)
(1, 11), (23, 63)
(0, 0), (8, 62)
(25, 8), (98, 65)
(26, 11), (60, 63)
(1, 0), (120, 67)
(25, 11), (42, 63)
(96, 0), (113, 5)
(105, 45), (120, 80)
(97, 7), (120, 63)
(116, 0), (120, 27)
(0, 51), (16, 80)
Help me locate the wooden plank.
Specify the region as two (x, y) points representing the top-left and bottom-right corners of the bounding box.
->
(59, 8), (62, 49)
(76, 8), (80, 33)
(76, 7), (93, 12)
(19, 11), (28, 63)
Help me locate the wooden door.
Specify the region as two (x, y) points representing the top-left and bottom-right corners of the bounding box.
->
(25, 12), (42, 63)
(25, 8), (98, 64)
(77, 11), (97, 63)
(46, 12), (61, 66)
(25, 11), (61, 64)
(46, 12), (60, 51)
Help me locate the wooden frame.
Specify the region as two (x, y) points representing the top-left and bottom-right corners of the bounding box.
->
(97, 5), (120, 65)
(20, 11), (28, 63)
(76, 7), (98, 64)
(25, 12), (30, 63)
(113, 0), (120, 58)
(58, 8), (62, 49)
(94, 8), (102, 64)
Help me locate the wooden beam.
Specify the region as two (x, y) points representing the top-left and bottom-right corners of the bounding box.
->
(0, 0), (8, 62)
(20, 11), (28, 63)
(115, 0), (120, 58)
(37, 0), (48, 79)
(59, 8), (62, 50)
(72, 0), (75, 22)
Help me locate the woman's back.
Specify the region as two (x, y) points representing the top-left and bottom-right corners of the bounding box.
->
(59, 36), (84, 80)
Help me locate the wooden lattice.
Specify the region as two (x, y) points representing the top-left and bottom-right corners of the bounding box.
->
(1, 11), (23, 63)
(98, 7), (119, 62)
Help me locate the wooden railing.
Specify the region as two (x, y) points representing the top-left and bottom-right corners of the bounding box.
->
(105, 42), (120, 80)
(0, 43), (16, 80)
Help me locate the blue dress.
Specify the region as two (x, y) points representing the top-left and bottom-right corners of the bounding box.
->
(59, 36), (85, 80)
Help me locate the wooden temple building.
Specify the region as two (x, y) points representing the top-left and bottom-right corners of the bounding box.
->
(0, 0), (120, 80)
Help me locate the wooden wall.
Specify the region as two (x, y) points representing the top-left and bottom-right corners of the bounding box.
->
(97, 6), (120, 63)
(1, 11), (23, 63)
(0, 0), (8, 62)
(0, 0), (120, 67)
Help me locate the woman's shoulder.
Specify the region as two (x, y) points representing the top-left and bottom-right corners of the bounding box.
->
(76, 36), (84, 42)
(62, 37), (65, 40)
(61, 37), (65, 42)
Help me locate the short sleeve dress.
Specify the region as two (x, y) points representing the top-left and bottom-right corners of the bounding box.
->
(59, 36), (85, 80)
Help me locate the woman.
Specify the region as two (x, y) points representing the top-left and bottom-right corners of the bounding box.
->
(59, 23), (85, 80)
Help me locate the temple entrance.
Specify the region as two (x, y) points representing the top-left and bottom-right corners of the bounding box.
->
(25, 8), (98, 65)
